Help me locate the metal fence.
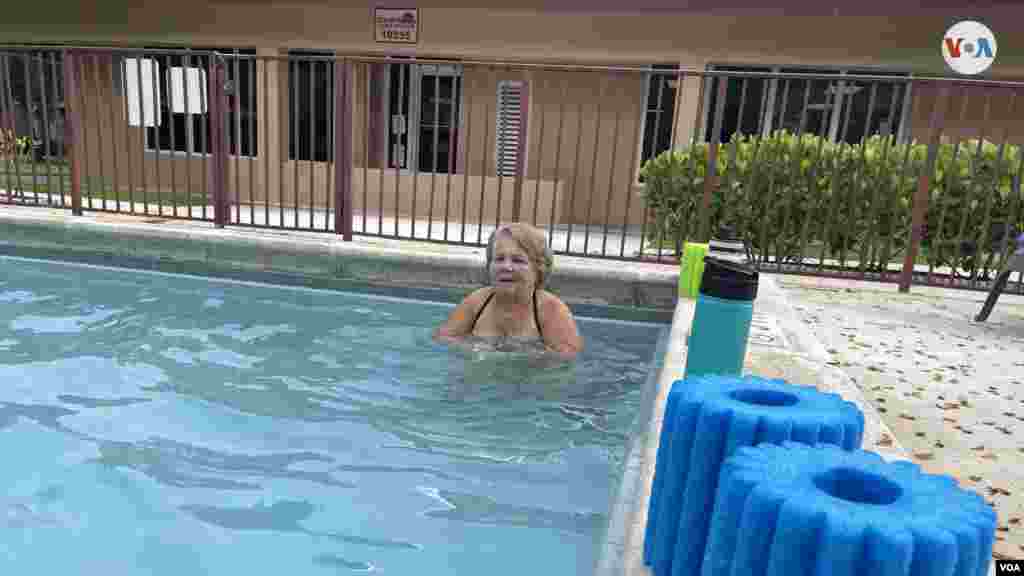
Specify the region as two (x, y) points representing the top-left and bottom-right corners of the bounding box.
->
(2, 45), (1023, 294)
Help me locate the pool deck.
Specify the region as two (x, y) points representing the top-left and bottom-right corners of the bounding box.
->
(7, 204), (1000, 575)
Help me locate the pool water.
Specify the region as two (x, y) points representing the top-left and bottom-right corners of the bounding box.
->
(0, 256), (668, 575)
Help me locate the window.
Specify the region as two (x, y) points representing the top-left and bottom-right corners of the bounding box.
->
(288, 50), (334, 162)
(495, 80), (526, 177)
(133, 47), (257, 157)
(383, 59), (463, 173)
(702, 64), (912, 144)
(639, 64), (680, 168)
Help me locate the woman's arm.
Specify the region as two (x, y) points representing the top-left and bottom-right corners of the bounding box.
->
(539, 293), (584, 360)
(433, 288), (488, 343)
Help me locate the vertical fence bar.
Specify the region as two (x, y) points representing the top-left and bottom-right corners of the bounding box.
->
(758, 78), (790, 266)
(307, 56), (315, 230)
(54, 53), (68, 206)
(134, 50), (148, 213)
(871, 84), (904, 280)
(410, 66), (422, 238)
(444, 69), (458, 240)
(549, 76), (567, 251)
(720, 77), (750, 234)
(35, 52), (54, 204)
(565, 78), (584, 253)
(777, 76), (813, 270)
(248, 56), (256, 226)
(21, 53), (39, 203)
(63, 50), (82, 215)
(292, 59), (300, 229)
(262, 55), (269, 227)
(378, 63), (387, 236)
(181, 52), (195, 217)
(147, 51), (162, 215)
(478, 69), (492, 244)
(233, 51), (243, 225)
(582, 75), (606, 255)
(0, 53), (13, 199)
(530, 76), (547, 228)
(653, 70), (687, 263)
(881, 85), (923, 281)
(679, 73), (710, 258)
(600, 75), (622, 256)
(197, 51), (210, 220)
(38, 52), (56, 205)
(103, 52), (120, 211)
(4, 54), (25, 199)
(512, 77), (529, 223)
(853, 83), (880, 276)
(930, 85), (969, 282)
(1011, 131), (1024, 294)
(459, 70), (473, 243)
(76, 55), (92, 204)
(394, 62), (404, 238)
(798, 110), (830, 272)
(428, 71), (440, 236)
(337, 57), (354, 238)
(701, 74), (728, 244)
(976, 89), (1016, 287)
(835, 80), (859, 269)
(363, 63), (371, 235)
(495, 70), (506, 230)
(620, 71), (648, 259)
(899, 82), (947, 293)
(335, 58), (353, 241)
(209, 56), (228, 228)
(278, 55), (286, 228)
(323, 56), (331, 230)
(163, 54), (179, 217)
(955, 90), (992, 285)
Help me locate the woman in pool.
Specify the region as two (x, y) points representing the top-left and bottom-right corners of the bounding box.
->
(433, 223), (583, 359)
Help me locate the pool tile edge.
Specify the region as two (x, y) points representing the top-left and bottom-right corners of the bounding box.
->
(0, 207), (679, 311)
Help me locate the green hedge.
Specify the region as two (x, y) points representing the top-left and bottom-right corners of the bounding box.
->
(639, 130), (1022, 271)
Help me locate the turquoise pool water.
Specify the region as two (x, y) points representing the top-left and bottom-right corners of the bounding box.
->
(0, 256), (668, 575)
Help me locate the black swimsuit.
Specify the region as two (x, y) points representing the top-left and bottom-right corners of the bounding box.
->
(469, 288), (544, 341)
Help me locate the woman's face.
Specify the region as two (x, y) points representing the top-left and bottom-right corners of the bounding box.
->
(490, 233), (535, 294)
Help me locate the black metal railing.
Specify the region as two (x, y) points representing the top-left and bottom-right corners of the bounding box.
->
(2, 45), (1023, 294)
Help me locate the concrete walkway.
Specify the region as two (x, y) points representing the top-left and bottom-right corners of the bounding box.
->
(1, 192), (655, 259)
(775, 275), (1024, 562)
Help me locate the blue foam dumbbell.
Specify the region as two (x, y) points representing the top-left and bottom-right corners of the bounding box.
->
(644, 374), (865, 576)
(702, 441), (996, 576)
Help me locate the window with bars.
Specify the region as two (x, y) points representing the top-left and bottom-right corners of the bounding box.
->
(133, 47), (257, 157)
(640, 64), (679, 170)
(702, 64), (912, 145)
(495, 79), (526, 177)
(382, 60), (463, 173)
(288, 50), (335, 162)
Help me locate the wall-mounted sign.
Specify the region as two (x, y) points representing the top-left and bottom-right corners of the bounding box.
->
(375, 8), (419, 44)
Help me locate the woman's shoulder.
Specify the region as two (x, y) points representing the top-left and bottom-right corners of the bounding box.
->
(465, 286), (494, 303)
(455, 287), (494, 311)
(536, 289), (571, 315)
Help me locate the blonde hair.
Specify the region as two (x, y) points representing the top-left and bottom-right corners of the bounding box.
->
(484, 223), (554, 288)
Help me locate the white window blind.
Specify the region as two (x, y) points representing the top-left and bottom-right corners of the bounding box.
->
(124, 58), (162, 127)
(169, 66), (208, 115)
(495, 80), (525, 177)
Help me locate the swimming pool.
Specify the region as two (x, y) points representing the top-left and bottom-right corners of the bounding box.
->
(0, 255), (668, 575)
